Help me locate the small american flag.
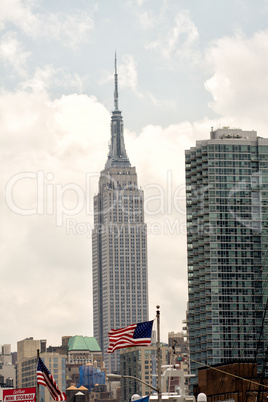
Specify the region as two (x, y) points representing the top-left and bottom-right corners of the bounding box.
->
(133, 397), (149, 402)
(107, 320), (154, 353)
(37, 357), (66, 401)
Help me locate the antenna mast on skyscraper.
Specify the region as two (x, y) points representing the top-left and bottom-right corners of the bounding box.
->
(114, 52), (119, 111)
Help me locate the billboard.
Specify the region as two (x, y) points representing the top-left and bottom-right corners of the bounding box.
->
(3, 388), (36, 402)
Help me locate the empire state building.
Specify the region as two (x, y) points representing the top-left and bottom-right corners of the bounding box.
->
(92, 57), (149, 373)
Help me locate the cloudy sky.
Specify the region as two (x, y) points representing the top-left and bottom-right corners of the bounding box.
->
(1, 0), (268, 352)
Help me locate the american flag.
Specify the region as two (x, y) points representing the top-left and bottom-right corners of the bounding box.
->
(107, 320), (154, 353)
(37, 357), (66, 401)
(134, 397), (149, 402)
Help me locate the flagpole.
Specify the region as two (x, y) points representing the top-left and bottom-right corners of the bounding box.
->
(36, 349), (40, 402)
(156, 305), (162, 402)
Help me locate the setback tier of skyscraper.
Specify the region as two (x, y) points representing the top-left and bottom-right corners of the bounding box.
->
(92, 57), (149, 373)
(185, 128), (268, 384)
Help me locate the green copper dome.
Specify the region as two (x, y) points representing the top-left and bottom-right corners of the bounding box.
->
(68, 336), (101, 352)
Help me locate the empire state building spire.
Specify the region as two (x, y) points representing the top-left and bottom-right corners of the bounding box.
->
(114, 53), (119, 111)
(105, 54), (130, 169)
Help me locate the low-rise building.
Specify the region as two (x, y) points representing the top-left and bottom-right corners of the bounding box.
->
(196, 362), (268, 401)
(16, 336), (104, 402)
(66, 385), (90, 402)
(89, 384), (117, 402)
(168, 331), (189, 393)
(16, 338), (66, 402)
(0, 345), (16, 388)
(120, 343), (169, 402)
(66, 336), (104, 388)
(16, 338), (45, 389)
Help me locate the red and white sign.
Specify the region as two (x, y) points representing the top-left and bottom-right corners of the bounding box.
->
(3, 388), (36, 402)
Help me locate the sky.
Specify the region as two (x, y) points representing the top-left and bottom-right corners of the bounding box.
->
(1, 0), (268, 353)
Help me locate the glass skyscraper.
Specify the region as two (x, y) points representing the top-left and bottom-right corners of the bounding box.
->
(92, 58), (148, 373)
(185, 128), (268, 383)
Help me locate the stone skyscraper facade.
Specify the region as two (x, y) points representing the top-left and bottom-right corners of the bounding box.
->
(92, 57), (148, 373)
(185, 127), (268, 384)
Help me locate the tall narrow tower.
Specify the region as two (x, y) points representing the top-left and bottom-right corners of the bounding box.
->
(185, 127), (268, 385)
(92, 56), (149, 373)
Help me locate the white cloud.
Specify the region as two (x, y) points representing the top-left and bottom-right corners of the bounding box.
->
(67, 73), (87, 94)
(20, 65), (57, 93)
(0, 89), (54, 153)
(146, 91), (176, 111)
(0, 31), (30, 76)
(129, 0), (168, 30)
(146, 10), (199, 60)
(119, 54), (142, 97)
(136, 0), (147, 5)
(0, 0), (95, 48)
(54, 93), (110, 147)
(136, 10), (158, 29)
(0, 88), (111, 348)
(42, 12), (95, 48)
(19, 66), (89, 95)
(0, 0), (39, 34)
(205, 30), (268, 122)
(167, 13), (198, 54)
(127, 0), (149, 7)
